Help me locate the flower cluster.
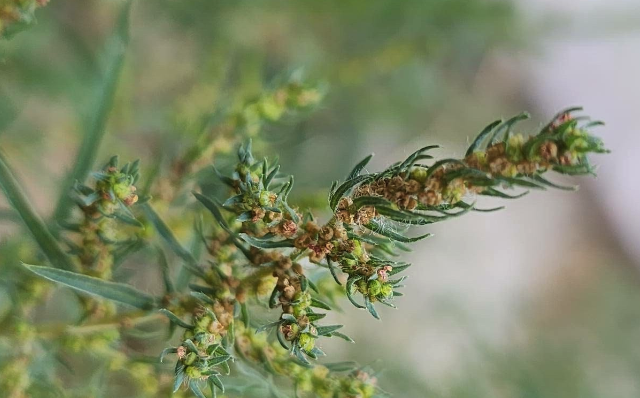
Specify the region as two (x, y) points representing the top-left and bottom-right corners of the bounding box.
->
(161, 296), (235, 397)
(65, 156), (143, 279)
(235, 323), (381, 398)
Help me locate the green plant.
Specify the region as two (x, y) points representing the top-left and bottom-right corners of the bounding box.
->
(0, 2), (611, 398)
(1, 100), (608, 397)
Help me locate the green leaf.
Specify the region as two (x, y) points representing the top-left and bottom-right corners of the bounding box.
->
(173, 364), (185, 393)
(480, 187), (529, 199)
(238, 233), (295, 249)
(160, 347), (177, 363)
(365, 219), (433, 243)
(327, 259), (342, 285)
(51, 0), (133, 225)
(346, 153), (374, 180)
(530, 174), (577, 191)
(0, 153), (76, 271)
(495, 176), (546, 190)
(141, 203), (204, 278)
(208, 375), (225, 394)
(395, 145), (439, 174)
(190, 291), (215, 305)
(156, 247), (175, 294)
(330, 331), (355, 343)
(346, 277), (365, 309)
(310, 298), (332, 310)
(325, 361), (359, 372)
(189, 381), (207, 398)
(488, 112), (530, 144)
(316, 325), (343, 336)
(159, 309), (194, 329)
(364, 296), (380, 320)
(208, 355), (232, 366)
(465, 119), (502, 156)
(193, 192), (252, 260)
(23, 264), (157, 310)
(329, 174), (374, 210)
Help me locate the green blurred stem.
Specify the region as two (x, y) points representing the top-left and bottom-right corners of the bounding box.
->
(51, 0), (133, 227)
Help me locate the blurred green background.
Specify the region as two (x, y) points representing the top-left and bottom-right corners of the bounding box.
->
(1, 0), (639, 397)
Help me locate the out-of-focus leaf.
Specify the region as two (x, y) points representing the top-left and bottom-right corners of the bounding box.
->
(0, 152), (76, 271)
(23, 263), (157, 309)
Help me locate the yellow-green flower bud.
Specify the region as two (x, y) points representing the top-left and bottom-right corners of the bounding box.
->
(298, 333), (315, 352)
(367, 280), (382, 297)
(185, 366), (202, 379)
(184, 352), (198, 366)
(380, 283), (393, 299)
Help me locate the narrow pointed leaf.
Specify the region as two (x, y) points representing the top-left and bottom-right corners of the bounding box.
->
(347, 153), (374, 180)
(159, 309), (194, 329)
(0, 153), (76, 271)
(23, 264), (157, 309)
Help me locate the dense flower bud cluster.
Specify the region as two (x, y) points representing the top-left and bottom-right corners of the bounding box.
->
(164, 298), (235, 397)
(336, 110), (608, 222)
(65, 156), (142, 279)
(235, 323), (381, 398)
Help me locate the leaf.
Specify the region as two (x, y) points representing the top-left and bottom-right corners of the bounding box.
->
(364, 296), (380, 320)
(23, 264), (157, 310)
(327, 259), (342, 285)
(264, 165), (280, 188)
(159, 309), (193, 329)
(173, 364), (185, 393)
(316, 325), (343, 336)
(156, 246), (175, 294)
(188, 292), (214, 307)
(488, 112), (530, 144)
(465, 119), (502, 156)
(455, 201), (504, 213)
(346, 153), (374, 180)
(324, 361), (359, 372)
(387, 263), (411, 275)
(395, 145), (439, 174)
(425, 158), (467, 180)
(240, 302), (250, 326)
(329, 174), (374, 210)
(530, 174), (577, 191)
(542, 106), (583, 132)
(330, 331), (355, 343)
(365, 219), (433, 243)
(160, 347), (177, 363)
(193, 192), (229, 228)
(51, 0), (133, 225)
(208, 375), (225, 394)
(256, 320), (282, 334)
(212, 165), (236, 188)
(480, 188), (529, 199)
(310, 298), (332, 310)
(0, 153), (76, 271)
(141, 203), (203, 276)
(495, 176), (546, 190)
(238, 233), (295, 249)
(351, 195), (393, 210)
(189, 381), (207, 398)
(346, 277), (365, 309)
(209, 355), (232, 366)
